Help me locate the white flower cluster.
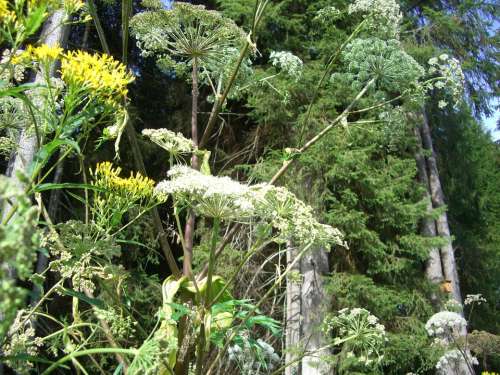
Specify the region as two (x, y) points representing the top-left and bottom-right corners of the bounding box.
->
(435, 349), (478, 374)
(464, 294), (487, 306)
(269, 51), (303, 80)
(314, 6), (342, 25)
(425, 311), (467, 338)
(156, 167), (344, 246)
(250, 184), (344, 246)
(348, 0), (402, 38)
(324, 308), (386, 366)
(428, 54), (465, 107)
(228, 338), (280, 374)
(142, 128), (194, 156)
(156, 166), (253, 219)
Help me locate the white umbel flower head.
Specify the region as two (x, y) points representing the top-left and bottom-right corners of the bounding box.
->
(348, 0), (402, 38)
(324, 308), (386, 367)
(425, 311), (467, 338)
(156, 167), (344, 246)
(428, 55), (465, 106)
(250, 184), (344, 246)
(269, 51), (303, 80)
(435, 350), (478, 375)
(155, 166), (253, 220)
(464, 294), (487, 306)
(142, 128), (193, 156)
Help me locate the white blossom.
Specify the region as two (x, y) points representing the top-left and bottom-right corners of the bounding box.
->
(464, 294), (487, 306)
(428, 55), (465, 105)
(348, 0), (402, 38)
(269, 51), (303, 80)
(324, 308), (386, 367)
(228, 337), (280, 374)
(425, 311), (467, 339)
(142, 128), (194, 155)
(250, 184), (344, 246)
(435, 350), (478, 374)
(156, 167), (344, 245)
(156, 166), (253, 219)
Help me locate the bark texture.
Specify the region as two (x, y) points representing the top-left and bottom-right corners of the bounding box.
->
(285, 241), (301, 375)
(420, 112), (463, 304)
(300, 247), (330, 375)
(414, 127), (444, 285)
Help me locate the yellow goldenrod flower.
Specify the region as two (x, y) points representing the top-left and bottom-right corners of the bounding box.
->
(63, 0), (85, 14)
(0, 0), (8, 17)
(61, 51), (134, 104)
(92, 162), (159, 202)
(0, 0), (16, 24)
(13, 44), (63, 64)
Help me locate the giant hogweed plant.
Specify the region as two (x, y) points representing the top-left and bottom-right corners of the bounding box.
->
(0, 0), (467, 374)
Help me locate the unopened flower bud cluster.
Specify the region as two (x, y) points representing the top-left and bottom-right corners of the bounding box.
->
(228, 337), (280, 374)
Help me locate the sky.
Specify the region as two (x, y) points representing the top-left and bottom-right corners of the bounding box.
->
(482, 108), (500, 141)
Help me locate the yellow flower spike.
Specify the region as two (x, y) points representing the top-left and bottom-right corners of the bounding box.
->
(0, 0), (16, 24)
(63, 0), (85, 14)
(92, 162), (158, 202)
(0, 0), (8, 18)
(61, 51), (134, 105)
(19, 44), (63, 64)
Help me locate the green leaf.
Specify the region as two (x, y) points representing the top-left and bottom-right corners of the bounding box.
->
(62, 289), (106, 309)
(113, 363), (124, 375)
(29, 139), (81, 177)
(165, 302), (191, 321)
(24, 5), (48, 37)
(34, 182), (105, 193)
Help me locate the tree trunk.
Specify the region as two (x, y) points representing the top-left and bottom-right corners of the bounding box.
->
(420, 111), (463, 304)
(285, 240), (301, 375)
(300, 246), (330, 375)
(414, 127), (444, 285)
(182, 58), (199, 276)
(2, 9), (69, 219)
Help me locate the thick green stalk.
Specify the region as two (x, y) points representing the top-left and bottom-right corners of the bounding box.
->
(87, 0), (110, 54)
(198, 0), (269, 148)
(204, 218), (220, 308)
(182, 58), (200, 276)
(42, 348), (137, 375)
(121, 0), (132, 65)
(269, 77), (376, 185)
(297, 19), (367, 145)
